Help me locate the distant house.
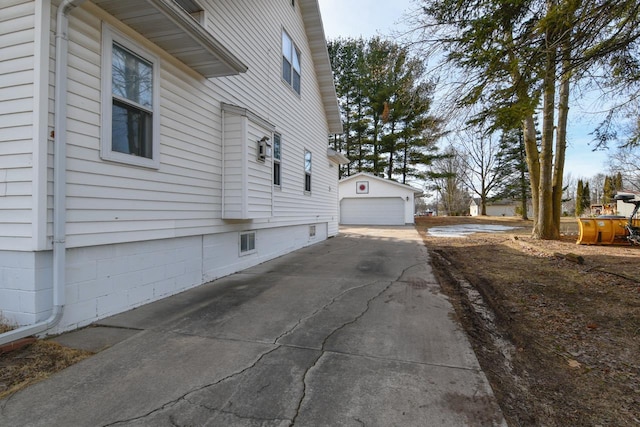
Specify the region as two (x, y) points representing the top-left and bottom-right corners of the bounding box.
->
(0, 0), (344, 338)
(338, 173), (421, 225)
(469, 198), (532, 217)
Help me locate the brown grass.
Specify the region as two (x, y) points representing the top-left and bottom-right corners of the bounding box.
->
(0, 313), (17, 334)
(0, 340), (92, 400)
(416, 215), (640, 426)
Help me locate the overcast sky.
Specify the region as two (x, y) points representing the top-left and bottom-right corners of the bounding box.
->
(318, 0), (413, 40)
(317, 0), (609, 181)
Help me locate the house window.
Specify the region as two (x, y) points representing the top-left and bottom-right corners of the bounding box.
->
(273, 133), (281, 186)
(304, 150), (311, 192)
(282, 30), (301, 94)
(309, 225), (316, 238)
(240, 231), (256, 255)
(101, 25), (160, 168)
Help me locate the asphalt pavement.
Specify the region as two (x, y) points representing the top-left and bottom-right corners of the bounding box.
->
(0, 226), (506, 426)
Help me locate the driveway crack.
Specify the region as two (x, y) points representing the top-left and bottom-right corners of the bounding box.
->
(273, 279), (383, 345)
(288, 260), (426, 426)
(289, 279), (395, 426)
(104, 259), (423, 426)
(102, 345), (281, 427)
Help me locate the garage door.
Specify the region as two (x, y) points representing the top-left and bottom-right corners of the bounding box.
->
(340, 197), (405, 225)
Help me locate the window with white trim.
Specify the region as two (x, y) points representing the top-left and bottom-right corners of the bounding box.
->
(304, 150), (311, 193)
(273, 133), (281, 186)
(282, 30), (301, 94)
(101, 25), (160, 169)
(239, 231), (256, 255)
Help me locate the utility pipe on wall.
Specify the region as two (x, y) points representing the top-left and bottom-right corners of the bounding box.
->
(0, 0), (87, 345)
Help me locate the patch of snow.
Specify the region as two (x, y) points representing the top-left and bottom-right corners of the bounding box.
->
(427, 224), (520, 238)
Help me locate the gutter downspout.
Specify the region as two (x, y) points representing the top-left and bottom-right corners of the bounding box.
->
(0, 0), (87, 346)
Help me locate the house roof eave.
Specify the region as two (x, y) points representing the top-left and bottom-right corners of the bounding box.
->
(327, 148), (349, 164)
(91, 0), (248, 78)
(299, 0), (343, 135)
(339, 172), (422, 193)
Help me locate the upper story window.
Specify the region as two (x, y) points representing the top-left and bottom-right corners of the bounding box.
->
(304, 150), (312, 192)
(273, 133), (282, 186)
(282, 30), (301, 94)
(101, 25), (160, 169)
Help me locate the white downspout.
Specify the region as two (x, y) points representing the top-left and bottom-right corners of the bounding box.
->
(0, 0), (87, 346)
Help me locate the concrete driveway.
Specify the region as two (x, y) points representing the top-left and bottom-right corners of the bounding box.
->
(0, 226), (505, 426)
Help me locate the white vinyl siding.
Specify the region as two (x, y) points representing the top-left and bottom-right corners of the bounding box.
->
(0, 0), (38, 250)
(340, 198), (405, 226)
(0, 0), (340, 250)
(60, 6), (224, 247)
(221, 105), (274, 219)
(208, 0), (339, 223)
(1, 0), (344, 331)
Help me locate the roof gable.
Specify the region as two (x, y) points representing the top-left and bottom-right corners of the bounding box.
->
(339, 172), (422, 193)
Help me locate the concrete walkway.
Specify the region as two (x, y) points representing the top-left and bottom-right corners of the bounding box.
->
(0, 226), (505, 426)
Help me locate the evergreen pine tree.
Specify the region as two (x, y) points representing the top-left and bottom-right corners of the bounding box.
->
(576, 180), (584, 216)
(582, 182), (591, 215)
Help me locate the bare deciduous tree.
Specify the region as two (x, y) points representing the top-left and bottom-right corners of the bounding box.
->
(456, 128), (502, 216)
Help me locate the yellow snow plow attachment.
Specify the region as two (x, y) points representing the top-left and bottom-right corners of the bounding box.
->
(577, 217), (640, 245)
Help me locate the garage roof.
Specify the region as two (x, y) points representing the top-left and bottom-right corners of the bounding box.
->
(340, 172), (422, 193)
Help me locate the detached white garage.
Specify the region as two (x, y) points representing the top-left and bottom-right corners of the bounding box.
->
(339, 173), (422, 225)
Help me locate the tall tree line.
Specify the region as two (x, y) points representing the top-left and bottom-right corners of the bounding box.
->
(328, 37), (442, 183)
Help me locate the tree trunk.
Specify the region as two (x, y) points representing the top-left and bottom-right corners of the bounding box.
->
(534, 11), (559, 240)
(372, 114), (380, 175)
(523, 115), (540, 229)
(554, 50), (571, 230)
(536, 47), (558, 239)
(518, 131), (529, 220)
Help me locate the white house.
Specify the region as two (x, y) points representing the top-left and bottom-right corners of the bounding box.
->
(469, 198), (532, 217)
(338, 173), (421, 225)
(0, 0), (345, 341)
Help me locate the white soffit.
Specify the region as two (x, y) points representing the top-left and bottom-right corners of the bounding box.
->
(299, 0), (343, 135)
(92, 0), (248, 78)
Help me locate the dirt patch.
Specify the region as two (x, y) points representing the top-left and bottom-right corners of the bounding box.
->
(0, 340), (92, 400)
(417, 215), (640, 426)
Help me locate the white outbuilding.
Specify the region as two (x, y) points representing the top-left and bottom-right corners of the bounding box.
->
(339, 173), (422, 225)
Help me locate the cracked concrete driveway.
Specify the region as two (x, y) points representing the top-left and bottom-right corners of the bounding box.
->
(0, 226), (505, 426)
